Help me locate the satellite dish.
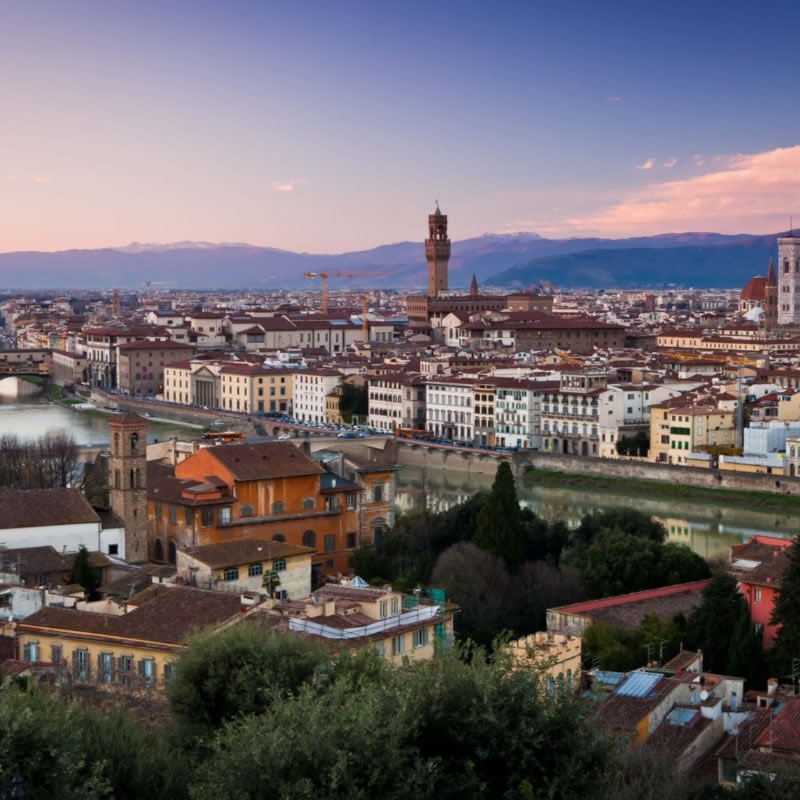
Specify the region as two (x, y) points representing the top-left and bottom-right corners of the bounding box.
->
(700, 690), (709, 701)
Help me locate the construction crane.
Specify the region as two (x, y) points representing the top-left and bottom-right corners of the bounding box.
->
(303, 269), (396, 313)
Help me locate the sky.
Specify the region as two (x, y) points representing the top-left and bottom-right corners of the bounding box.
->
(2, 0), (800, 253)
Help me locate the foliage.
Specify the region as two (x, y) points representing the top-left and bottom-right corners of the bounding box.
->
(431, 542), (583, 646)
(67, 545), (102, 601)
(728, 605), (769, 689)
(338, 382), (368, 423)
(581, 532), (709, 599)
(188, 644), (611, 800)
(0, 430), (81, 489)
(473, 461), (525, 569)
(167, 624), (329, 730)
(769, 536), (800, 676)
(616, 431), (650, 457)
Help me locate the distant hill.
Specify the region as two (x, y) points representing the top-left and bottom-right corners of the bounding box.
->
(0, 231), (783, 290)
(485, 235), (780, 290)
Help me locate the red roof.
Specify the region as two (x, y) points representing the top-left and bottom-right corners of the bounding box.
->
(740, 276), (767, 302)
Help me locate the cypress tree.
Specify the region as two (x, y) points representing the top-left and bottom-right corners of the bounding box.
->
(728, 606), (768, 689)
(473, 462), (524, 570)
(67, 545), (102, 601)
(769, 535), (800, 674)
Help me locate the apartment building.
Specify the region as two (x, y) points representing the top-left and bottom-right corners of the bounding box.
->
(220, 364), (292, 413)
(84, 326), (168, 389)
(649, 404), (736, 464)
(425, 377), (476, 441)
(293, 369), (342, 423)
(541, 370), (608, 456)
(367, 373), (427, 432)
(493, 378), (553, 450)
(116, 341), (195, 397)
(50, 350), (88, 387)
(472, 383), (496, 447)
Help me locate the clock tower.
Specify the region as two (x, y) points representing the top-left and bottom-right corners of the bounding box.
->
(425, 203), (450, 297)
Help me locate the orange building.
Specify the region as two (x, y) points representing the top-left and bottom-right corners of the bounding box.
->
(147, 441), (362, 582)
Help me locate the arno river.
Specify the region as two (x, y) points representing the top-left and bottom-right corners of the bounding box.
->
(395, 465), (795, 561)
(3, 396), (793, 561)
(0, 397), (198, 446)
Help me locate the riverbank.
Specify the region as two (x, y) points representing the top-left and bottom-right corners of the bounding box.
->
(522, 467), (800, 517)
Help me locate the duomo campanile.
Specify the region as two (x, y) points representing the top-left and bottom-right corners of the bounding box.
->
(425, 203), (450, 297)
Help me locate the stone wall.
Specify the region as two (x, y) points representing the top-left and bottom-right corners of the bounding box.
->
(394, 440), (800, 496)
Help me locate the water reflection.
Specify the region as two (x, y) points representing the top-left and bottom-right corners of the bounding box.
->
(394, 466), (794, 561)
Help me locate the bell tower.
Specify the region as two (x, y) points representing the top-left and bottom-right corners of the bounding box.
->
(425, 203), (450, 297)
(108, 412), (148, 563)
(763, 258), (778, 331)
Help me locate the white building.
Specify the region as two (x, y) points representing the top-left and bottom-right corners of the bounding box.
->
(293, 369), (343, 423)
(425, 377), (476, 441)
(368, 374), (427, 432)
(0, 488), (125, 559)
(493, 378), (554, 450)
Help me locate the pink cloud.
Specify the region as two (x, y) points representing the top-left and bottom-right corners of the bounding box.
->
(272, 178), (308, 193)
(662, 157), (678, 168)
(635, 158), (656, 170)
(566, 145), (800, 236)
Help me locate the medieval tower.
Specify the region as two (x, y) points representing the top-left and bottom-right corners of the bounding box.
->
(425, 203), (450, 297)
(108, 412), (148, 563)
(777, 231), (800, 325)
(762, 258), (778, 331)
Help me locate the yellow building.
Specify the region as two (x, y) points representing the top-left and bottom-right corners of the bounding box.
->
(325, 386), (344, 425)
(271, 583), (456, 665)
(16, 585), (247, 689)
(649, 405), (735, 465)
(506, 631), (581, 691)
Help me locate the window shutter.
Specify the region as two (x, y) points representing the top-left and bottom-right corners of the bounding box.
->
(72, 650), (79, 675)
(138, 658), (145, 677)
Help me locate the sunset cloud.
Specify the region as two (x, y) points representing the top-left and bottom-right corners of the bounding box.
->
(272, 178), (308, 193)
(662, 157), (678, 168)
(635, 158), (656, 170)
(567, 145), (800, 236)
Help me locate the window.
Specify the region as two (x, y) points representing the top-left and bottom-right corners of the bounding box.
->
(374, 641), (385, 658)
(73, 648), (90, 680)
(218, 507), (232, 524)
(240, 504), (254, 517)
(23, 641), (39, 662)
(118, 655), (133, 686)
(184, 506), (193, 525)
(154, 502), (162, 521)
(413, 628), (428, 648)
(302, 498), (314, 510)
(373, 483), (384, 502)
(50, 644), (62, 664)
(108, 544), (118, 556)
(390, 598), (399, 615)
(392, 635), (405, 655)
(272, 501), (285, 513)
(201, 507), (213, 527)
(324, 496), (338, 512)
(163, 662), (176, 685)
(346, 493), (356, 510)
(346, 532), (356, 549)
(379, 600), (388, 618)
(168, 505), (177, 524)
(248, 563), (263, 577)
(272, 559), (286, 572)
(754, 587), (762, 603)
(302, 530), (316, 548)
(272, 533), (286, 543)
(98, 652), (114, 683)
(223, 567), (239, 581)
(138, 658), (156, 687)
(324, 534), (335, 552)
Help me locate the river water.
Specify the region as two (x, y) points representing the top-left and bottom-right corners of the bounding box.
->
(0, 396), (200, 446)
(395, 466), (796, 561)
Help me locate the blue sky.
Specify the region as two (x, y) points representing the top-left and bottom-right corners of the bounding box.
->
(2, 0), (800, 252)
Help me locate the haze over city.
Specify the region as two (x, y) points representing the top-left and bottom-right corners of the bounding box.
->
(4, 0), (800, 254)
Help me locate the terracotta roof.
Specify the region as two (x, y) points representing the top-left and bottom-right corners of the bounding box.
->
(183, 538), (313, 568)
(19, 586), (243, 646)
(740, 276), (767, 302)
(0, 489), (99, 530)
(200, 442), (323, 482)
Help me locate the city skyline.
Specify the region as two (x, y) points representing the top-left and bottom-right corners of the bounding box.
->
(3, 1), (800, 253)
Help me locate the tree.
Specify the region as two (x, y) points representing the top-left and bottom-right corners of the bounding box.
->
(67, 545), (102, 601)
(728, 606), (768, 689)
(339, 382), (368, 423)
(769, 535), (800, 675)
(472, 462), (525, 569)
(262, 568), (281, 596)
(685, 572), (746, 674)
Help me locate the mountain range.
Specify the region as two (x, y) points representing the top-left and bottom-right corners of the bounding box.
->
(0, 231), (783, 291)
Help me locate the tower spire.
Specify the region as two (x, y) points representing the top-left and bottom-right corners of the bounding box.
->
(425, 204), (450, 297)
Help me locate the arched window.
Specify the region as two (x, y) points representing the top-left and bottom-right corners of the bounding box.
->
(129, 432), (139, 455)
(154, 539), (164, 561)
(113, 432), (120, 456)
(114, 469), (120, 489)
(168, 541), (177, 564)
(302, 530), (316, 549)
(272, 501), (285, 513)
(272, 533), (286, 543)
(240, 504), (254, 517)
(129, 468), (135, 489)
(302, 498), (314, 510)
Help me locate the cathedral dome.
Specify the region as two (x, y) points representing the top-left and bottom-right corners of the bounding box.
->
(740, 276), (766, 302)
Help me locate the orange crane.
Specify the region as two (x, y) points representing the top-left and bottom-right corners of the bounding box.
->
(303, 269), (397, 313)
